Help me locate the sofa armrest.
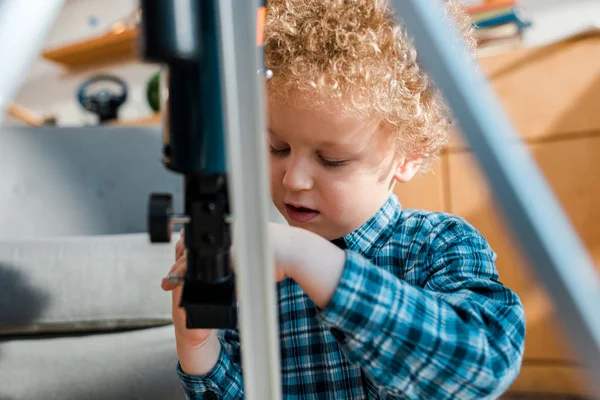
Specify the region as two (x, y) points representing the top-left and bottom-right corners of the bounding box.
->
(0, 233), (177, 335)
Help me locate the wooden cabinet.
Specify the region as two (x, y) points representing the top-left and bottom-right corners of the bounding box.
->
(401, 34), (600, 397)
(450, 35), (600, 151)
(448, 137), (600, 396)
(394, 155), (448, 213)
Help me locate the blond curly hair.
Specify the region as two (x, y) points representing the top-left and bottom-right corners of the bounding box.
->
(264, 0), (476, 171)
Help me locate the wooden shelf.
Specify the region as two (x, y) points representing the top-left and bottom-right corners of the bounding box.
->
(112, 113), (161, 126)
(42, 28), (139, 69)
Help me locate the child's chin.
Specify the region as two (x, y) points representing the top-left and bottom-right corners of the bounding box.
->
(287, 219), (315, 228)
(288, 222), (331, 238)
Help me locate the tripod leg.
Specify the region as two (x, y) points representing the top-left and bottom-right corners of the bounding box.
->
(216, 1), (283, 399)
(0, 0), (64, 126)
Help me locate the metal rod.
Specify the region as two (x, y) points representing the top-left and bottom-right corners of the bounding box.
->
(171, 214), (230, 226)
(216, 0), (283, 399)
(390, 0), (600, 394)
(170, 215), (191, 224)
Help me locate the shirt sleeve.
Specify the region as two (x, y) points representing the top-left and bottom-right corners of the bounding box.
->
(316, 217), (526, 399)
(176, 329), (245, 399)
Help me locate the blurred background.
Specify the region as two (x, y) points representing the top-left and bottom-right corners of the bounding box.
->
(1, 0), (599, 129)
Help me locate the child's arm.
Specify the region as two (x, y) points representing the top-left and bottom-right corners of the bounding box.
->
(285, 218), (525, 399)
(176, 329), (245, 400)
(163, 232), (245, 399)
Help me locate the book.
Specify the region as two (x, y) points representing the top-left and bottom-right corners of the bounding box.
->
(471, 6), (515, 24)
(473, 7), (531, 30)
(466, 0), (517, 16)
(476, 23), (521, 42)
(477, 34), (523, 57)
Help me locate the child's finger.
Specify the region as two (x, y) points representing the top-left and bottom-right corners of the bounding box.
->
(161, 275), (183, 291)
(161, 274), (184, 291)
(175, 230), (185, 260)
(162, 254), (187, 291)
(175, 240), (184, 261)
(169, 255), (186, 276)
(168, 249), (186, 273)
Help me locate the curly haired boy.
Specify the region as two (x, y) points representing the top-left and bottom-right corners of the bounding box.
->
(163, 1), (525, 398)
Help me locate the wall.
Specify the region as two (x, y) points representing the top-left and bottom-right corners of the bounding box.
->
(0, 125), (181, 239)
(520, 0), (600, 46)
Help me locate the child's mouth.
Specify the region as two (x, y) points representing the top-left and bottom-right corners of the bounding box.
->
(284, 204), (320, 223)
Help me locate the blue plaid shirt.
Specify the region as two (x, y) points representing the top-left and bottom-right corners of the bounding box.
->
(176, 194), (525, 399)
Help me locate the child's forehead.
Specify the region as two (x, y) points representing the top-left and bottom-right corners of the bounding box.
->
(269, 96), (373, 128)
(268, 102), (386, 150)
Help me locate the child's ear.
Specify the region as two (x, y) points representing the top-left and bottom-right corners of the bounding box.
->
(393, 158), (421, 183)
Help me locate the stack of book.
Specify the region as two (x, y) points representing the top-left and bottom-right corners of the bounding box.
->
(466, 0), (532, 57)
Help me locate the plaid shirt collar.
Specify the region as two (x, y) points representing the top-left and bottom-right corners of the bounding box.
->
(340, 193), (402, 259)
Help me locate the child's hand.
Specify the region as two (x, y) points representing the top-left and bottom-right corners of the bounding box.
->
(161, 230), (212, 349)
(232, 222), (292, 282)
(160, 223), (311, 344)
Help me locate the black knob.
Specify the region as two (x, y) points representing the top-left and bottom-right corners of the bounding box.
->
(149, 193), (173, 243)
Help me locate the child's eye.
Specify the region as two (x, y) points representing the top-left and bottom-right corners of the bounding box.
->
(269, 145), (290, 157)
(319, 156), (348, 168)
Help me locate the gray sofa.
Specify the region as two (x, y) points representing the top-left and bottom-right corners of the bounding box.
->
(0, 127), (186, 399)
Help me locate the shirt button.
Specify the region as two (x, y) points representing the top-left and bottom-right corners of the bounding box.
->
(330, 328), (346, 341)
(204, 391), (218, 400)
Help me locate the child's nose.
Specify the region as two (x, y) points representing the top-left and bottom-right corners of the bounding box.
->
(282, 161), (313, 191)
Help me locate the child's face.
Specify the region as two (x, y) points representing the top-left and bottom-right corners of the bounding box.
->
(268, 98), (419, 240)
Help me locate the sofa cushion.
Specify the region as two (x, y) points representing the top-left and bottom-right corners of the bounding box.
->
(0, 325), (183, 400)
(0, 233), (177, 335)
